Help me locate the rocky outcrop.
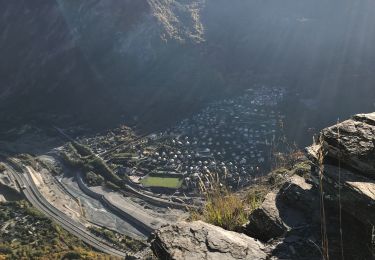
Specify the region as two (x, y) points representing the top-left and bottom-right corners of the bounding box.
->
(245, 113), (375, 259)
(321, 112), (375, 178)
(307, 112), (375, 227)
(149, 221), (267, 260)
(304, 112), (375, 259)
(321, 164), (375, 225)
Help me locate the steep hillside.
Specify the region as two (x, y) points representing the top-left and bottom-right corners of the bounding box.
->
(0, 0), (106, 125)
(1, 0), (375, 132)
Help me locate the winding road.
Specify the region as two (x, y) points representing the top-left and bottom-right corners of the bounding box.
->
(4, 158), (128, 258)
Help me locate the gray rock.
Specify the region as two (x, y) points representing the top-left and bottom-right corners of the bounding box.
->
(321, 112), (375, 178)
(245, 192), (288, 241)
(245, 184), (310, 242)
(279, 175), (318, 215)
(149, 221), (267, 260)
(322, 164), (375, 226)
(306, 112), (375, 226)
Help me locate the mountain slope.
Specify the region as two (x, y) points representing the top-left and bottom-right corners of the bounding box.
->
(1, 0), (375, 131)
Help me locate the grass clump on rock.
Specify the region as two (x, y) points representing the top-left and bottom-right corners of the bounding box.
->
(192, 188), (265, 232)
(191, 172), (267, 232)
(203, 191), (248, 231)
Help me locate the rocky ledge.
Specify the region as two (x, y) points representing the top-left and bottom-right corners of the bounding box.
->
(149, 221), (267, 260)
(320, 113), (375, 177)
(307, 112), (375, 226)
(150, 112), (375, 259)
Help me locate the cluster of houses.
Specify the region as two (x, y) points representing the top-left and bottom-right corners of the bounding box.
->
(125, 87), (286, 192)
(79, 87), (286, 193)
(79, 125), (135, 155)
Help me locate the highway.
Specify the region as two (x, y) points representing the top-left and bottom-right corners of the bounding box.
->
(4, 158), (128, 258)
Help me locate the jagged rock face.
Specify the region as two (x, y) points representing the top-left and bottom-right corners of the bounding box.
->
(57, 0), (205, 66)
(322, 164), (375, 225)
(307, 113), (375, 225)
(321, 112), (375, 177)
(305, 112), (375, 256)
(307, 113), (375, 226)
(149, 221), (267, 260)
(147, 0), (205, 43)
(245, 152), (374, 259)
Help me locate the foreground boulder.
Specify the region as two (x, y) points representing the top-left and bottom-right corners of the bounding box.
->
(149, 221), (267, 260)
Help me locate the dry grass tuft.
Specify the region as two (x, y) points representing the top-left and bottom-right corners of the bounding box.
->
(203, 192), (248, 231)
(190, 175), (267, 231)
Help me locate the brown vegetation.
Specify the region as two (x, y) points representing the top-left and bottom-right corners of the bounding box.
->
(0, 201), (113, 259)
(190, 144), (308, 232)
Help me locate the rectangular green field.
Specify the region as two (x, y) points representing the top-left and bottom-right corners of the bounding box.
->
(140, 176), (183, 189)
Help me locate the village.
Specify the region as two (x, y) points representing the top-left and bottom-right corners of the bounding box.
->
(79, 86), (286, 194)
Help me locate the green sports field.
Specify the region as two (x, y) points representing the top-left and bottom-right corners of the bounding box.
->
(140, 176), (183, 189)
